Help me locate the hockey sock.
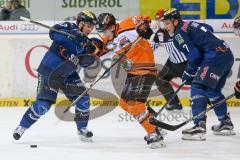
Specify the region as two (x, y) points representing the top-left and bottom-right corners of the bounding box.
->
(20, 100), (51, 128)
(191, 84), (208, 124)
(74, 95), (90, 129)
(207, 89), (228, 121)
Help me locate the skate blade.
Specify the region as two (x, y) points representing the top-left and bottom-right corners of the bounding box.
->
(213, 130), (236, 136)
(182, 133), (206, 141)
(149, 140), (166, 149)
(79, 135), (93, 142)
(159, 129), (168, 137)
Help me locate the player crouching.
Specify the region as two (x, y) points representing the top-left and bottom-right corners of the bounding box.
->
(96, 13), (166, 148)
(162, 8), (236, 141)
(13, 11), (100, 142)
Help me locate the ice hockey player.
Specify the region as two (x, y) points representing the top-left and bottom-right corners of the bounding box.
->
(233, 16), (240, 37)
(153, 9), (214, 111)
(162, 8), (236, 140)
(96, 13), (166, 148)
(13, 10), (101, 142)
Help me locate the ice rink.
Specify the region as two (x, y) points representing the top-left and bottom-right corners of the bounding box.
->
(0, 107), (239, 160)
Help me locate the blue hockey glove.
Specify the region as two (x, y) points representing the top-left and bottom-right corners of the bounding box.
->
(182, 70), (196, 85)
(68, 29), (89, 45)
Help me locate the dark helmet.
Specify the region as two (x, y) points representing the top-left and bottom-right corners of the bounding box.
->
(233, 16), (240, 29)
(76, 10), (97, 26)
(163, 8), (182, 22)
(96, 13), (116, 32)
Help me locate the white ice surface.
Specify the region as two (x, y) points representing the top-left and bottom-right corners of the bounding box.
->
(0, 107), (240, 160)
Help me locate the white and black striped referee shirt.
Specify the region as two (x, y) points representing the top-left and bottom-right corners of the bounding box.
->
(162, 40), (187, 64)
(153, 29), (187, 64)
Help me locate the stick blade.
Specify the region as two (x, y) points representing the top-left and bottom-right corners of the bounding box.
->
(149, 118), (180, 131)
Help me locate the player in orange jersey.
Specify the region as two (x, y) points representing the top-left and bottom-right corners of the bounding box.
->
(235, 81), (240, 99)
(233, 16), (240, 37)
(96, 13), (166, 149)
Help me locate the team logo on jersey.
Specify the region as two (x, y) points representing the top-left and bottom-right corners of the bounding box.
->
(175, 34), (184, 45)
(121, 57), (133, 71)
(210, 73), (220, 81)
(200, 66), (209, 80)
(59, 45), (68, 59)
(191, 22), (199, 28)
(119, 36), (131, 48)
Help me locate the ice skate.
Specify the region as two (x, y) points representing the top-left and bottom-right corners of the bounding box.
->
(182, 121), (206, 141)
(144, 127), (167, 141)
(13, 125), (27, 140)
(78, 128), (93, 142)
(145, 127), (166, 149)
(212, 114), (236, 136)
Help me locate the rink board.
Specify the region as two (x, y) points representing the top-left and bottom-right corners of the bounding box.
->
(0, 33), (239, 107)
(0, 97), (240, 107)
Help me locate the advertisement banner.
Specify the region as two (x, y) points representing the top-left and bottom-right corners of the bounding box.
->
(1, 0), (239, 21)
(0, 33), (240, 107)
(0, 21), (53, 34)
(139, 0), (240, 20)
(0, 0), (139, 21)
(0, 19), (236, 34)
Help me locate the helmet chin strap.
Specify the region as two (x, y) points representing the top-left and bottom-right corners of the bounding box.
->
(167, 19), (176, 36)
(171, 19), (179, 35)
(113, 24), (119, 38)
(78, 22), (84, 32)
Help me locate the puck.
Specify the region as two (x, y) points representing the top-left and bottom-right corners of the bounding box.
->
(30, 145), (37, 148)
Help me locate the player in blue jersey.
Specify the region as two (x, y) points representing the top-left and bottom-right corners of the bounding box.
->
(162, 8), (236, 140)
(13, 11), (103, 142)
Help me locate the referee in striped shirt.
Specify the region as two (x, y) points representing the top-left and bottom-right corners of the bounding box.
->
(153, 9), (187, 111)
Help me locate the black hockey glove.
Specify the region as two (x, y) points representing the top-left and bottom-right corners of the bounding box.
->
(85, 41), (97, 55)
(136, 22), (153, 40)
(68, 29), (89, 45)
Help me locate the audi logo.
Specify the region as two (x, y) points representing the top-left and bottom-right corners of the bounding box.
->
(20, 24), (39, 31)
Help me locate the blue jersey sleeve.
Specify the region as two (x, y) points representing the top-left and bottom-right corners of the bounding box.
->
(174, 24), (203, 73)
(49, 22), (87, 56)
(197, 22), (214, 32)
(49, 22), (76, 43)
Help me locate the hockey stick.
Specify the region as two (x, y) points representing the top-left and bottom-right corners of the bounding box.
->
(20, 16), (100, 55)
(61, 37), (142, 115)
(20, 16), (76, 39)
(149, 93), (235, 131)
(147, 81), (185, 118)
(155, 81), (185, 116)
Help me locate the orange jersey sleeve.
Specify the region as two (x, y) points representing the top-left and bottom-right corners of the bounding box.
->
(116, 16), (151, 35)
(113, 16), (157, 76)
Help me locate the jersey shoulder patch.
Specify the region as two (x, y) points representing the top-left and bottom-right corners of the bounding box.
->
(175, 34), (185, 45)
(56, 22), (77, 30)
(119, 35), (131, 48)
(190, 21), (199, 28)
